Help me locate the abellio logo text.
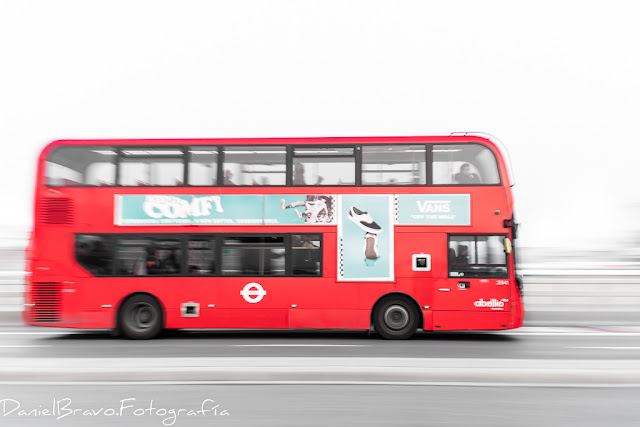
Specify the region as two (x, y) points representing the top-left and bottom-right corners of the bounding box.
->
(473, 298), (508, 309)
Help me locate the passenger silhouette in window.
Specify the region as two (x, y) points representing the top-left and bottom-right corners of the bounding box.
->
(454, 163), (481, 184)
(292, 163), (323, 186)
(455, 245), (470, 264)
(162, 249), (181, 273)
(224, 170), (236, 185)
(150, 248), (162, 274)
(293, 163), (306, 185)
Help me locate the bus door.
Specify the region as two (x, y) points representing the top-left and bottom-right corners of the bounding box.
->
(436, 234), (511, 313)
(286, 233), (362, 329)
(206, 236), (290, 329)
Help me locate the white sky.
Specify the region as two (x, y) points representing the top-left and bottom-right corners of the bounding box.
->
(1, 0), (639, 248)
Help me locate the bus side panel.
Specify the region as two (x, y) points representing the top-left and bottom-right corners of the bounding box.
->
(289, 309), (370, 330)
(433, 311), (511, 331)
(76, 309), (117, 329)
(192, 309), (290, 329)
(394, 231), (447, 281)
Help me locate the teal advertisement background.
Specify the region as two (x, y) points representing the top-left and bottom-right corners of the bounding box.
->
(116, 194), (336, 225)
(264, 195), (305, 225)
(339, 195), (394, 281)
(117, 193), (469, 228)
(116, 195), (263, 225)
(198, 195), (263, 225)
(117, 195), (192, 225)
(397, 194), (470, 225)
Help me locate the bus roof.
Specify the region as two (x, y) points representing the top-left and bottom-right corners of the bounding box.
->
(42, 134), (504, 149)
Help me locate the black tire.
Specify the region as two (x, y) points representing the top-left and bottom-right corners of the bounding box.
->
(373, 297), (420, 340)
(118, 294), (163, 340)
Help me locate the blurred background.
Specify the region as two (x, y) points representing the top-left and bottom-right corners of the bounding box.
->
(1, 1), (640, 425)
(2, 0), (640, 323)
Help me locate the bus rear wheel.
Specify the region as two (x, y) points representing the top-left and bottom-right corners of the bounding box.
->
(118, 294), (163, 340)
(373, 297), (419, 340)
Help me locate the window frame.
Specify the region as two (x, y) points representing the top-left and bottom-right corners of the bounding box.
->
(74, 233), (323, 278)
(447, 233), (509, 279)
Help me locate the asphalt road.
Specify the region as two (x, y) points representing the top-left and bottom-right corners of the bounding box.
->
(1, 326), (640, 360)
(2, 326), (640, 426)
(2, 384), (639, 426)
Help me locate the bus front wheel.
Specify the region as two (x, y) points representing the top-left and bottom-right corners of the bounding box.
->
(373, 297), (420, 340)
(118, 294), (163, 340)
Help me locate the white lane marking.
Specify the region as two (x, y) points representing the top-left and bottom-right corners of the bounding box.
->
(1, 327), (640, 338)
(569, 347), (640, 350)
(235, 344), (368, 347)
(0, 345), (48, 348)
(0, 332), (77, 336)
(0, 380), (638, 388)
(499, 332), (640, 337)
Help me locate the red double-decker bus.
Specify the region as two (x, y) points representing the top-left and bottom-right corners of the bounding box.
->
(24, 134), (523, 339)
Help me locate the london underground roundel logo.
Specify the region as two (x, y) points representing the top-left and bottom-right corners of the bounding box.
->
(240, 282), (267, 304)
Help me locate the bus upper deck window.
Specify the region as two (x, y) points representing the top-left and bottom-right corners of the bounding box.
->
(47, 146), (116, 186)
(222, 146), (286, 186)
(292, 147), (355, 186)
(188, 147), (218, 186)
(362, 145), (426, 185)
(119, 148), (185, 186)
(432, 144), (500, 185)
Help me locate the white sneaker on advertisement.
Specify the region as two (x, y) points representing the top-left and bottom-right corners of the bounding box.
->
(348, 207), (382, 234)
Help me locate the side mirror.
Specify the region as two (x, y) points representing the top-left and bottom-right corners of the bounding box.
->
(504, 237), (512, 254)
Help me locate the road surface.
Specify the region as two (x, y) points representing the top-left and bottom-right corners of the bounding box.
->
(1, 326), (640, 426)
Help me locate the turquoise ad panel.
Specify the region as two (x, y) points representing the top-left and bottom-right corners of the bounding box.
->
(338, 195), (394, 281)
(116, 195), (193, 225)
(194, 195), (263, 225)
(397, 194), (470, 225)
(264, 195), (336, 225)
(115, 195), (263, 225)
